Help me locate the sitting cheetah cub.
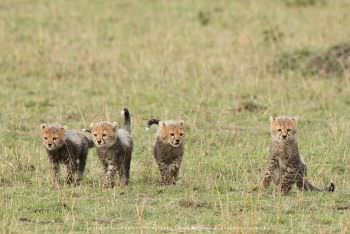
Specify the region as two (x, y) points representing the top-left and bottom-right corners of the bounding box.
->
(86, 108), (133, 188)
(261, 116), (335, 194)
(40, 124), (94, 186)
(147, 119), (184, 185)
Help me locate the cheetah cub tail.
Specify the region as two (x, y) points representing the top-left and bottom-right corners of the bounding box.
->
(146, 119), (160, 131)
(121, 108), (131, 133)
(325, 182), (335, 192)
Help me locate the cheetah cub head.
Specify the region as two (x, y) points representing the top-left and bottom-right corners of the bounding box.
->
(40, 124), (65, 151)
(87, 121), (119, 148)
(270, 116), (298, 141)
(159, 120), (184, 147)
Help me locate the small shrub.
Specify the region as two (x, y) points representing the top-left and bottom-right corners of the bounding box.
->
(263, 26), (284, 44)
(198, 11), (210, 26)
(271, 41), (350, 77)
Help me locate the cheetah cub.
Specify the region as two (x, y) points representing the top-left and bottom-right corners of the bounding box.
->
(40, 124), (94, 186)
(261, 116), (335, 194)
(86, 108), (133, 188)
(147, 119), (184, 185)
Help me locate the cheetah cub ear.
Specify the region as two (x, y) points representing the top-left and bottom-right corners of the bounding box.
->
(83, 128), (91, 133)
(89, 122), (95, 129)
(179, 120), (184, 125)
(40, 123), (47, 130)
(112, 122), (119, 131)
(269, 116), (276, 123)
(291, 116), (299, 122)
(290, 116), (299, 127)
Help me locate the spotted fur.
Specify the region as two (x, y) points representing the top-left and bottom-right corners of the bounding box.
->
(40, 124), (94, 186)
(261, 116), (335, 194)
(86, 108), (133, 188)
(148, 119), (185, 185)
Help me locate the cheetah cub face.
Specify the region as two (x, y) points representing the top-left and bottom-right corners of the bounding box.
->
(160, 120), (184, 147)
(40, 124), (65, 151)
(270, 116), (298, 141)
(89, 121), (118, 148)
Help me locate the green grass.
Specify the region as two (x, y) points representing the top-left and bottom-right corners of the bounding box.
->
(1, 0), (350, 232)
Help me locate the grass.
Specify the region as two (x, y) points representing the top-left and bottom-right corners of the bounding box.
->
(1, 0), (350, 232)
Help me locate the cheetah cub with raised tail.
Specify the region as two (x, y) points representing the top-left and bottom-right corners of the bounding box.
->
(86, 108), (133, 188)
(147, 119), (184, 185)
(261, 116), (335, 194)
(40, 124), (94, 186)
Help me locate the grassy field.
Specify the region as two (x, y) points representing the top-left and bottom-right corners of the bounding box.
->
(1, 0), (350, 232)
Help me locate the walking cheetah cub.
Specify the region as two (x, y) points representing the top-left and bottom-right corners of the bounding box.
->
(261, 116), (335, 194)
(147, 119), (184, 185)
(86, 108), (133, 188)
(40, 124), (94, 186)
